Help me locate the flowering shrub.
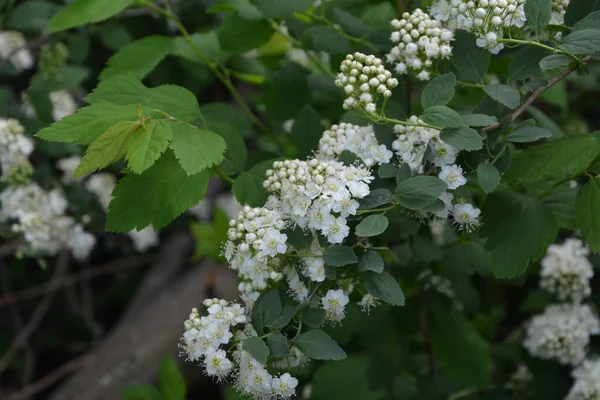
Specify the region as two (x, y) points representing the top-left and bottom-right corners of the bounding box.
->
(2, 0), (600, 399)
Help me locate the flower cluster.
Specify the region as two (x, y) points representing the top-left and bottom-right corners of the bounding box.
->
(523, 303), (600, 365)
(334, 52), (398, 114)
(0, 118), (33, 183)
(386, 8), (454, 80)
(566, 358), (600, 400)
(264, 159), (373, 243)
(551, 0), (570, 25)
(429, 0), (526, 54)
(0, 31), (34, 72)
(316, 123), (393, 168)
(23, 90), (77, 122)
(540, 238), (593, 303)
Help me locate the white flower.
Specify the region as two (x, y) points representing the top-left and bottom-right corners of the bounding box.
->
(322, 216), (350, 244)
(85, 173), (116, 212)
(451, 203), (481, 232)
(128, 227), (159, 252)
(68, 224), (96, 261)
(322, 289), (349, 323)
(272, 373), (299, 398)
(0, 118), (33, 182)
(49, 91), (77, 121)
(0, 31), (33, 71)
(438, 164), (467, 190)
(56, 156), (82, 185)
(204, 349), (233, 380)
(358, 294), (378, 313)
(566, 358), (600, 400)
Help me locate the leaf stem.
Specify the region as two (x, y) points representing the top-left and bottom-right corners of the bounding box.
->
(356, 204), (395, 215)
(213, 165), (235, 184)
(497, 38), (581, 63)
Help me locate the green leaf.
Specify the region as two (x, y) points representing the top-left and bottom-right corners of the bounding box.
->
(439, 126), (483, 151)
(100, 24), (133, 50)
(46, 0), (135, 33)
(575, 178), (600, 253)
(263, 61), (310, 120)
(480, 191), (558, 277)
(307, 25), (351, 55)
(331, 8), (372, 38)
(451, 30), (490, 83)
(126, 121), (173, 174)
(122, 385), (161, 400)
(99, 36), (173, 81)
(252, 0), (311, 18)
(565, 0), (599, 26)
(395, 163), (412, 184)
(267, 333), (289, 358)
(483, 84), (520, 109)
(232, 159), (273, 207)
(74, 120), (139, 178)
(200, 103), (252, 137)
(213, 124), (247, 176)
(394, 176), (446, 209)
(6, 0), (60, 31)
(292, 105), (324, 159)
(358, 188), (392, 210)
(284, 226), (314, 250)
(559, 29), (600, 55)
(363, 271), (405, 306)
(539, 54), (573, 70)
(507, 46), (550, 81)
(430, 308), (492, 388)
(36, 102), (138, 145)
(461, 114), (498, 127)
(355, 215), (389, 237)
(311, 356), (380, 400)
(218, 13), (274, 53)
(477, 163), (500, 193)
(209, 0), (263, 20)
(169, 124), (226, 175)
(251, 289), (282, 334)
(159, 357), (186, 400)
(106, 152), (210, 231)
(270, 306), (296, 330)
(292, 329), (346, 360)
(504, 135), (600, 183)
(419, 106), (464, 128)
(524, 0), (552, 32)
(507, 126), (552, 143)
(300, 308), (326, 328)
(421, 73), (456, 109)
(378, 164), (397, 179)
(323, 245), (357, 267)
(242, 336), (270, 364)
(573, 11), (600, 31)
(357, 251), (384, 273)
(173, 32), (228, 65)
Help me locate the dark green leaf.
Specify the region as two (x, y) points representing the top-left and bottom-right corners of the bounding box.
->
(311, 356), (379, 400)
(46, 0), (135, 33)
(394, 176), (446, 209)
(99, 36), (173, 80)
(395, 163), (412, 184)
(355, 215), (389, 237)
(507, 46), (550, 81)
(507, 126), (552, 143)
(252, 0), (311, 18)
(213, 124), (247, 176)
(285, 226), (314, 249)
(451, 30), (490, 83)
(421, 73), (456, 109)
(301, 308), (326, 328)
(267, 333), (289, 358)
(539, 54), (573, 70)
(565, 0), (599, 26)
(483, 84), (520, 109)
(99, 24), (132, 50)
(420, 106), (464, 128)
(358, 188), (392, 210)
(573, 11), (600, 31)
(357, 251), (384, 273)
(307, 25), (351, 55)
(575, 178), (600, 253)
(173, 32), (228, 65)
(559, 29), (600, 55)
(242, 336), (270, 364)
(270, 306), (296, 330)
(252, 289), (283, 334)
(292, 105), (324, 158)
(323, 245), (357, 267)
(363, 271), (405, 305)
(218, 14), (274, 53)
(331, 8), (371, 37)
(524, 0), (552, 32)
(232, 159), (273, 207)
(477, 163), (500, 193)
(378, 163), (398, 179)
(159, 357), (186, 400)
(263, 61), (310, 120)
(440, 126), (483, 151)
(122, 385), (161, 400)
(461, 114), (498, 127)
(292, 329), (346, 360)
(6, 0), (60, 31)
(200, 102), (252, 137)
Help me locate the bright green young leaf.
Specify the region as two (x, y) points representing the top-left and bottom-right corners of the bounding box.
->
(421, 73), (456, 109)
(169, 123), (226, 175)
(574, 178), (600, 253)
(292, 105), (324, 159)
(451, 30), (490, 83)
(363, 271), (405, 306)
(106, 152), (210, 231)
(524, 0), (552, 32)
(307, 25), (351, 55)
(301, 308), (326, 328)
(218, 13), (274, 53)
(461, 114), (498, 127)
(6, 0), (60, 31)
(394, 176), (447, 209)
(483, 84), (520, 109)
(477, 163), (500, 193)
(267, 333), (289, 358)
(46, 0), (135, 33)
(573, 11), (600, 31)
(440, 126), (483, 151)
(292, 329), (346, 360)
(252, 0), (312, 18)
(125, 121), (173, 174)
(357, 251), (384, 273)
(565, 0), (599, 26)
(74, 120), (139, 178)
(355, 215), (389, 237)
(507, 126), (552, 143)
(159, 357), (186, 400)
(263, 61), (310, 120)
(358, 188), (392, 210)
(559, 29), (600, 55)
(232, 159), (274, 207)
(420, 106), (464, 128)
(481, 191), (558, 277)
(213, 124), (247, 176)
(507, 46), (550, 81)
(242, 336), (270, 364)
(99, 36), (173, 81)
(208, 0), (263, 20)
(251, 290), (282, 335)
(539, 54), (572, 70)
(323, 245), (358, 267)
(122, 385), (161, 400)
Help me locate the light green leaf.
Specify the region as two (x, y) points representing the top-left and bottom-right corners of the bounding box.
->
(218, 13), (274, 53)
(292, 105), (324, 159)
(363, 271), (405, 306)
(292, 329), (346, 360)
(46, 0), (135, 33)
(6, 0), (60, 31)
(159, 357), (186, 400)
(394, 176), (447, 209)
(126, 121), (173, 174)
(507, 126), (552, 143)
(169, 124), (226, 175)
(74, 120), (139, 178)
(421, 73), (456, 109)
(357, 251), (384, 273)
(573, 11), (600, 31)
(483, 84), (520, 109)
(208, 0), (263, 20)
(440, 126), (483, 151)
(106, 152), (210, 231)
(420, 106), (464, 128)
(323, 245), (357, 267)
(481, 191), (558, 277)
(539, 54), (573, 70)
(267, 333), (289, 358)
(242, 337), (270, 364)
(477, 163), (500, 193)
(451, 30), (490, 83)
(507, 46), (550, 81)
(559, 29), (600, 55)
(232, 159), (273, 207)
(99, 36), (173, 81)
(122, 385), (161, 400)
(524, 0), (552, 32)
(252, 0), (311, 18)
(461, 114), (498, 127)
(307, 25), (351, 55)
(355, 215), (389, 237)
(575, 178), (600, 253)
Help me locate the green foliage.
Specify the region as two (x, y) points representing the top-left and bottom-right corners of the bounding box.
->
(252, 0), (312, 18)
(559, 29), (600, 55)
(359, 188), (393, 210)
(419, 106), (464, 128)
(243, 336), (271, 364)
(232, 160), (273, 207)
(483, 84), (521, 109)
(5, 0), (60, 31)
(310, 356), (382, 400)
(507, 126), (552, 143)
(355, 215), (389, 237)
(539, 54), (572, 70)
(572, 11), (600, 31)
(323, 245), (358, 267)
(126, 121), (173, 174)
(421, 73), (456, 109)
(291, 105), (324, 159)
(461, 114), (498, 127)
(307, 25), (351, 55)
(159, 357), (187, 400)
(122, 385), (161, 400)
(357, 251), (384, 273)
(46, 0), (135, 33)
(565, 0), (599, 26)
(507, 46), (550, 81)
(439, 126), (483, 151)
(267, 333), (289, 357)
(575, 178), (600, 253)
(263, 61), (310, 121)
(363, 271), (405, 306)
(208, 0), (263, 20)
(252, 290), (282, 334)
(476, 163), (500, 193)
(190, 208), (229, 261)
(451, 30), (490, 83)
(394, 176), (446, 209)
(291, 329), (346, 360)
(524, 0), (552, 32)
(169, 124), (226, 175)
(300, 308), (326, 328)
(218, 14), (274, 54)
(214, 124), (247, 176)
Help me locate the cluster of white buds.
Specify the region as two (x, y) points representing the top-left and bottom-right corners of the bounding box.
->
(334, 52), (398, 114)
(263, 159), (373, 244)
(0, 118), (33, 183)
(523, 303), (600, 365)
(551, 0), (570, 25)
(429, 0), (526, 54)
(386, 9), (454, 81)
(0, 31), (34, 72)
(316, 123), (393, 168)
(540, 238), (593, 303)
(566, 358), (600, 400)
(223, 206), (288, 295)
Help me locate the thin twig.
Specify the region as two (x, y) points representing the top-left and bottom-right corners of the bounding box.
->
(0, 251), (70, 374)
